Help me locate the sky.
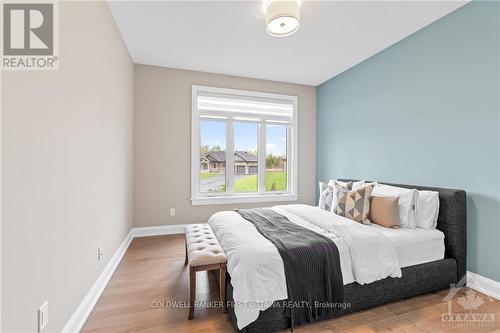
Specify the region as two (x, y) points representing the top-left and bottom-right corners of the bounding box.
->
(200, 120), (286, 156)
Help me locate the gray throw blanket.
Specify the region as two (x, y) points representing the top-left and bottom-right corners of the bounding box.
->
(236, 208), (344, 329)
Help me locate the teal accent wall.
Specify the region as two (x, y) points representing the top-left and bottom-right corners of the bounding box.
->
(317, 2), (500, 281)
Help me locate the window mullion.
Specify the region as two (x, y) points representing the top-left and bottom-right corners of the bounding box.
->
(258, 123), (266, 193)
(287, 124), (292, 194)
(226, 120), (234, 194)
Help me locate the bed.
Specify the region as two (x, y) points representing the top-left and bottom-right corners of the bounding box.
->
(210, 181), (466, 332)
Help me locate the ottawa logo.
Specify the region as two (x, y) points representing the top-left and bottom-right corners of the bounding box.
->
(441, 274), (496, 329)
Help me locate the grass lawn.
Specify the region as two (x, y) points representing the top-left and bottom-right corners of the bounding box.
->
(234, 171), (287, 192)
(199, 172), (220, 180)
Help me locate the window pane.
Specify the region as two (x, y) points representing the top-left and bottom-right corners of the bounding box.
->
(233, 122), (258, 192)
(200, 120), (226, 193)
(266, 125), (287, 192)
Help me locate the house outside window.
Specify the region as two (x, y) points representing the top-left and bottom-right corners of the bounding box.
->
(191, 85), (298, 205)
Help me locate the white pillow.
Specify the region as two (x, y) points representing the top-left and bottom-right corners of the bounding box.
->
(416, 190), (440, 229)
(372, 184), (418, 229)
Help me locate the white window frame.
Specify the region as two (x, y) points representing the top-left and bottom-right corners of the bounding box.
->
(191, 85), (298, 205)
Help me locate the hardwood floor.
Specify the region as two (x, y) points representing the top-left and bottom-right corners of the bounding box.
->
(82, 235), (500, 333)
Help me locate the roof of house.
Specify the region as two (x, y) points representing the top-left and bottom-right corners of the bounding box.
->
(235, 151), (257, 162)
(205, 151), (226, 162)
(203, 151), (257, 163)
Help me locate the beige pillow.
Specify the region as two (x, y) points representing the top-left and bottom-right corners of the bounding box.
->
(369, 196), (400, 228)
(334, 184), (374, 224)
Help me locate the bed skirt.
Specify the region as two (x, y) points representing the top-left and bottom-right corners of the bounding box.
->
(221, 258), (457, 333)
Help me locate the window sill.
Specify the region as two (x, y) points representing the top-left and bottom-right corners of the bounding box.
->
(190, 193), (298, 206)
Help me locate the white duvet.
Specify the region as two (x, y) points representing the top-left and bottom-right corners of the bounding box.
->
(208, 204), (402, 329)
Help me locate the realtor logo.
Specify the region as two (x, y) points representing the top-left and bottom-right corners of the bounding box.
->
(2, 2), (58, 70)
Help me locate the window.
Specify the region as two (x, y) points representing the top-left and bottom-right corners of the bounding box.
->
(191, 85), (297, 205)
(234, 122), (258, 193)
(266, 124), (287, 192)
(199, 119), (226, 193)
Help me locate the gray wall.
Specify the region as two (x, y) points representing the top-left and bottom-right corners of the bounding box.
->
(1, 2), (134, 331)
(317, 2), (500, 281)
(134, 65), (316, 227)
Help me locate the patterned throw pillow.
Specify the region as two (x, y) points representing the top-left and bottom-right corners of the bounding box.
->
(334, 184), (374, 224)
(330, 180), (352, 212)
(319, 180), (352, 211)
(318, 182), (334, 211)
(329, 180), (353, 190)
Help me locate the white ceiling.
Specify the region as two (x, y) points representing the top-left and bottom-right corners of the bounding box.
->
(108, 1), (467, 86)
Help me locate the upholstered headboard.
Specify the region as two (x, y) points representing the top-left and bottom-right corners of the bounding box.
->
(338, 179), (467, 282)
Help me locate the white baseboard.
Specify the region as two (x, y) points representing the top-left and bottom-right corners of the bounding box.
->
(467, 271), (500, 300)
(63, 224), (186, 332)
(62, 229), (134, 333)
(132, 224), (185, 237)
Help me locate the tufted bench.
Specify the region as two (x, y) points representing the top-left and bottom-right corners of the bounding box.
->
(185, 224), (227, 319)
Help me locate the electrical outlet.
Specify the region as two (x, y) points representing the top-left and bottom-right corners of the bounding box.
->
(38, 301), (48, 332)
(169, 208), (176, 217)
(97, 246), (103, 261)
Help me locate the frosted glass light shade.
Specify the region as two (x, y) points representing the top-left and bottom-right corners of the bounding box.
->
(264, 0), (301, 37)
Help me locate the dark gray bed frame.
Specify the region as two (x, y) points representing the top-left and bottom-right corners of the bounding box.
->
(223, 181), (467, 333)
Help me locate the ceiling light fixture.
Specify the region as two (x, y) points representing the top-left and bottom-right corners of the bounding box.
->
(263, 0), (301, 37)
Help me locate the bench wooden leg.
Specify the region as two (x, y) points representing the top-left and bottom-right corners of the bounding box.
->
(220, 263), (227, 313)
(184, 238), (188, 265)
(189, 266), (195, 319)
